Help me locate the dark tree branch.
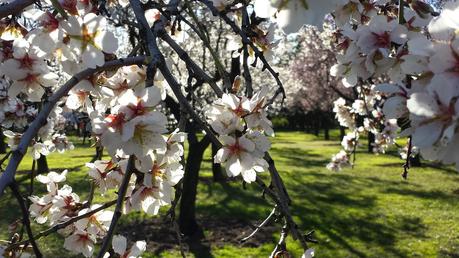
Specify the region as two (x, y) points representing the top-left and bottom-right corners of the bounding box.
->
(0, 0), (35, 19)
(241, 7), (253, 97)
(159, 30), (223, 97)
(198, 0), (286, 104)
(241, 205), (277, 243)
(10, 182), (42, 257)
(270, 223), (289, 258)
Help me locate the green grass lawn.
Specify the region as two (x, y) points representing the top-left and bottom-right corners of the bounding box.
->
(1, 131), (459, 257)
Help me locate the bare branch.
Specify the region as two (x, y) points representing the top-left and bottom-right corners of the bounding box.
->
(10, 182), (42, 258)
(269, 223), (289, 258)
(240, 206), (277, 243)
(159, 30), (223, 97)
(0, 0), (35, 19)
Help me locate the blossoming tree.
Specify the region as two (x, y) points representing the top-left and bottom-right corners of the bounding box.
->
(0, 0), (455, 257)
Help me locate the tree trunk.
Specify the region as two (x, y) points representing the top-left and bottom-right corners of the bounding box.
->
(179, 134), (210, 237)
(323, 117), (330, 140)
(37, 155), (49, 175)
(340, 126), (345, 141)
(0, 129), (6, 154)
(211, 143), (225, 182)
(410, 154), (421, 167)
(367, 132), (375, 153)
(90, 146), (104, 163)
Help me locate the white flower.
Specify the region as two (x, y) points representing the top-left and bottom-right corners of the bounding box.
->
(374, 83), (408, 119)
(63, 230), (96, 258)
(333, 98), (354, 129)
(29, 195), (53, 224)
(205, 93), (246, 135)
(255, 0), (342, 33)
(214, 134), (267, 183)
(3, 130), (21, 150)
(341, 132), (358, 152)
(86, 160), (123, 194)
(355, 15), (408, 54)
(31, 142), (50, 160)
(36, 170), (68, 193)
(107, 235), (146, 258)
(327, 150), (351, 171)
(121, 112), (168, 157)
(2, 39), (58, 101)
(60, 13), (118, 68)
(302, 248), (315, 258)
(74, 204), (113, 237)
(50, 185), (81, 223)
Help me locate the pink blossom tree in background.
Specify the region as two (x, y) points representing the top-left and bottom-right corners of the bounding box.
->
(288, 25), (353, 139)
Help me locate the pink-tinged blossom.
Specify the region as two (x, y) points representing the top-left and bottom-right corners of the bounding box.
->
(214, 134), (268, 183)
(63, 230), (96, 258)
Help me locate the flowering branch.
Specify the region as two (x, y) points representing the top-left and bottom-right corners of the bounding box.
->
(6, 199), (119, 251)
(0, 56), (147, 197)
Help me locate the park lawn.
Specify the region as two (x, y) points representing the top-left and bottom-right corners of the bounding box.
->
(1, 131), (459, 257)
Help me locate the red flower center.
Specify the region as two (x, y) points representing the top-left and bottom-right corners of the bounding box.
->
(372, 31), (391, 48)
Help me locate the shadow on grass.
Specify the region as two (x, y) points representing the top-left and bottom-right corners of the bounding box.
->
(287, 172), (430, 257)
(3, 133), (459, 257)
(375, 162), (458, 175)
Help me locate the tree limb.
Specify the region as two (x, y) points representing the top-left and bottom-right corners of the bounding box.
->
(0, 0), (35, 19)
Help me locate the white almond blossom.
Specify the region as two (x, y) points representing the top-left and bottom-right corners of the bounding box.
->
(59, 13), (118, 68)
(63, 230), (96, 258)
(104, 235), (146, 258)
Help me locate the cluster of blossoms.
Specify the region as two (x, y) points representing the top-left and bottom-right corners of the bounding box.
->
(206, 86), (273, 183)
(27, 167), (150, 257)
(0, 3), (124, 161)
(0, 1), (183, 256)
(2, 105), (74, 161)
(325, 0), (458, 170)
(328, 84), (400, 169)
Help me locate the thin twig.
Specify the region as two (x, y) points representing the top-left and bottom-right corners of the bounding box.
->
(198, 0), (286, 104)
(0, 151), (12, 171)
(0, 0), (36, 19)
(269, 223), (289, 258)
(241, 206), (277, 243)
(255, 177), (309, 251)
(10, 182), (42, 258)
(241, 7), (253, 97)
(159, 30), (223, 97)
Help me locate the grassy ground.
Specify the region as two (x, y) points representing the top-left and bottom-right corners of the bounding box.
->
(1, 131), (459, 257)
